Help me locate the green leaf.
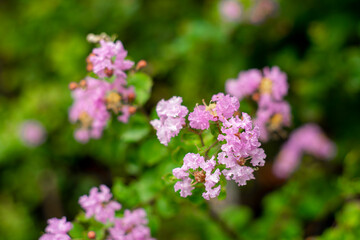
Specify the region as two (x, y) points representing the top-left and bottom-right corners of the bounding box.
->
(127, 72), (153, 106)
(140, 138), (168, 166)
(120, 113), (150, 142)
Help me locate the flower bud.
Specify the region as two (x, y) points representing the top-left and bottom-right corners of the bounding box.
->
(128, 92), (136, 102)
(136, 60), (147, 70)
(79, 80), (87, 88)
(69, 82), (79, 90)
(128, 106), (137, 114)
(105, 68), (114, 77)
(87, 231), (96, 239)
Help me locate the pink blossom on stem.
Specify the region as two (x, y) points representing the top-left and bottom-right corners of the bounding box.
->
(150, 96), (188, 146)
(188, 105), (216, 130)
(108, 209), (154, 240)
(225, 69), (263, 100)
(69, 77), (111, 143)
(173, 153), (221, 200)
(89, 40), (134, 80)
(39, 217), (72, 240)
(79, 185), (121, 224)
(273, 124), (336, 178)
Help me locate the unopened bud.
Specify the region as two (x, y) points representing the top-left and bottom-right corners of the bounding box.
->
(128, 106), (137, 114)
(105, 68), (114, 77)
(86, 62), (93, 72)
(86, 53), (96, 64)
(87, 231), (96, 239)
(136, 60), (147, 70)
(128, 92), (136, 102)
(69, 82), (79, 90)
(79, 80), (87, 88)
(252, 93), (260, 102)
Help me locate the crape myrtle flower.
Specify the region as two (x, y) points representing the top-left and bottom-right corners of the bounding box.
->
(39, 217), (72, 240)
(69, 77), (111, 143)
(255, 100), (291, 141)
(89, 39), (134, 81)
(273, 124), (336, 178)
(69, 77), (137, 143)
(225, 66), (288, 107)
(225, 66), (290, 141)
(108, 209), (155, 240)
(20, 120), (47, 147)
(188, 93), (239, 130)
(217, 113), (266, 186)
(150, 96), (188, 146)
(79, 185), (121, 224)
(173, 153), (221, 200)
(170, 93), (266, 200)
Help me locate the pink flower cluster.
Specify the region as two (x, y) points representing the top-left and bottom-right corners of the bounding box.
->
(69, 38), (137, 143)
(226, 66), (291, 141)
(151, 93), (266, 200)
(79, 185), (153, 240)
(218, 113), (266, 186)
(173, 154), (221, 200)
(150, 96), (188, 146)
(39, 217), (72, 240)
(273, 124), (336, 178)
(41, 185), (154, 239)
(79, 184), (121, 224)
(108, 209), (155, 240)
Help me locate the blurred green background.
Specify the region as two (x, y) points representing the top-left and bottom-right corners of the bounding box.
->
(1, 0), (360, 239)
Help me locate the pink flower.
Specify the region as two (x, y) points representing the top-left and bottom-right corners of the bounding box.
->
(273, 124), (336, 178)
(108, 209), (154, 240)
(150, 96), (188, 146)
(217, 113), (266, 186)
(225, 66), (288, 106)
(219, 0), (242, 22)
(69, 77), (111, 143)
(78, 185), (121, 224)
(39, 217), (72, 240)
(226, 69), (263, 100)
(20, 120), (46, 147)
(188, 105), (215, 130)
(90, 40), (134, 80)
(255, 100), (291, 141)
(173, 153), (221, 200)
(211, 93), (240, 120)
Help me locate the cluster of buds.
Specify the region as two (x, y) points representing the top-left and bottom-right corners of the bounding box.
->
(226, 66), (291, 141)
(40, 185), (154, 240)
(151, 93), (266, 200)
(69, 34), (147, 143)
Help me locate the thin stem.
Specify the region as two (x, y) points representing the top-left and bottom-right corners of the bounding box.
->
(205, 140), (219, 158)
(208, 205), (243, 240)
(187, 127), (205, 147)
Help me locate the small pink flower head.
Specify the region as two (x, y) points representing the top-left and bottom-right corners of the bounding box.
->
(39, 217), (72, 240)
(250, 0), (277, 24)
(273, 124), (336, 178)
(79, 185), (121, 224)
(150, 96), (188, 146)
(211, 93), (240, 120)
(217, 113), (266, 186)
(188, 105), (215, 130)
(108, 209), (154, 240)
(89, 40), (134, 79)
(255, 100), (291, 142)
(69, 77), (111, 143)
(226, 69), (263, 100)
(173, 153), (221, 200)
(261, 66), (288, 103)
(20, 120), (46, 147)
(219, 0), (242, 22)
